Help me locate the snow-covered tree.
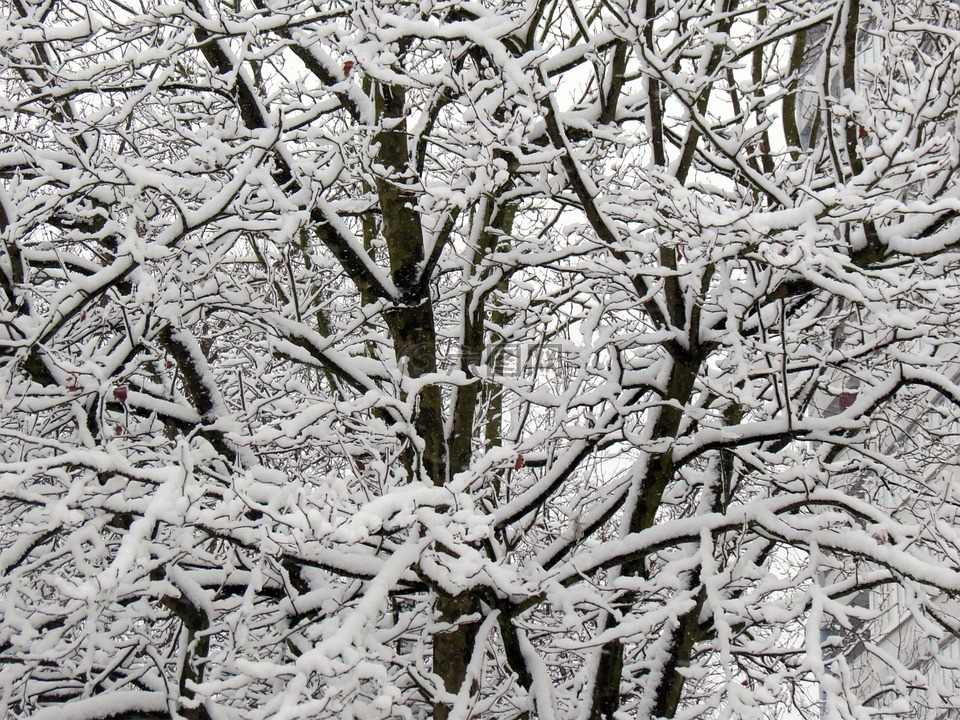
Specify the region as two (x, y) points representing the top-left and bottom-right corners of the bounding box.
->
(3, 0), (960, 718)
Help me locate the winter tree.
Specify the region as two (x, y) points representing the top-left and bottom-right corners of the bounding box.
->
(3, 0), (960, 718)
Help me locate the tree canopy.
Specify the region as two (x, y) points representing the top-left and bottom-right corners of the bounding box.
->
(3, 0), (960, 718)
